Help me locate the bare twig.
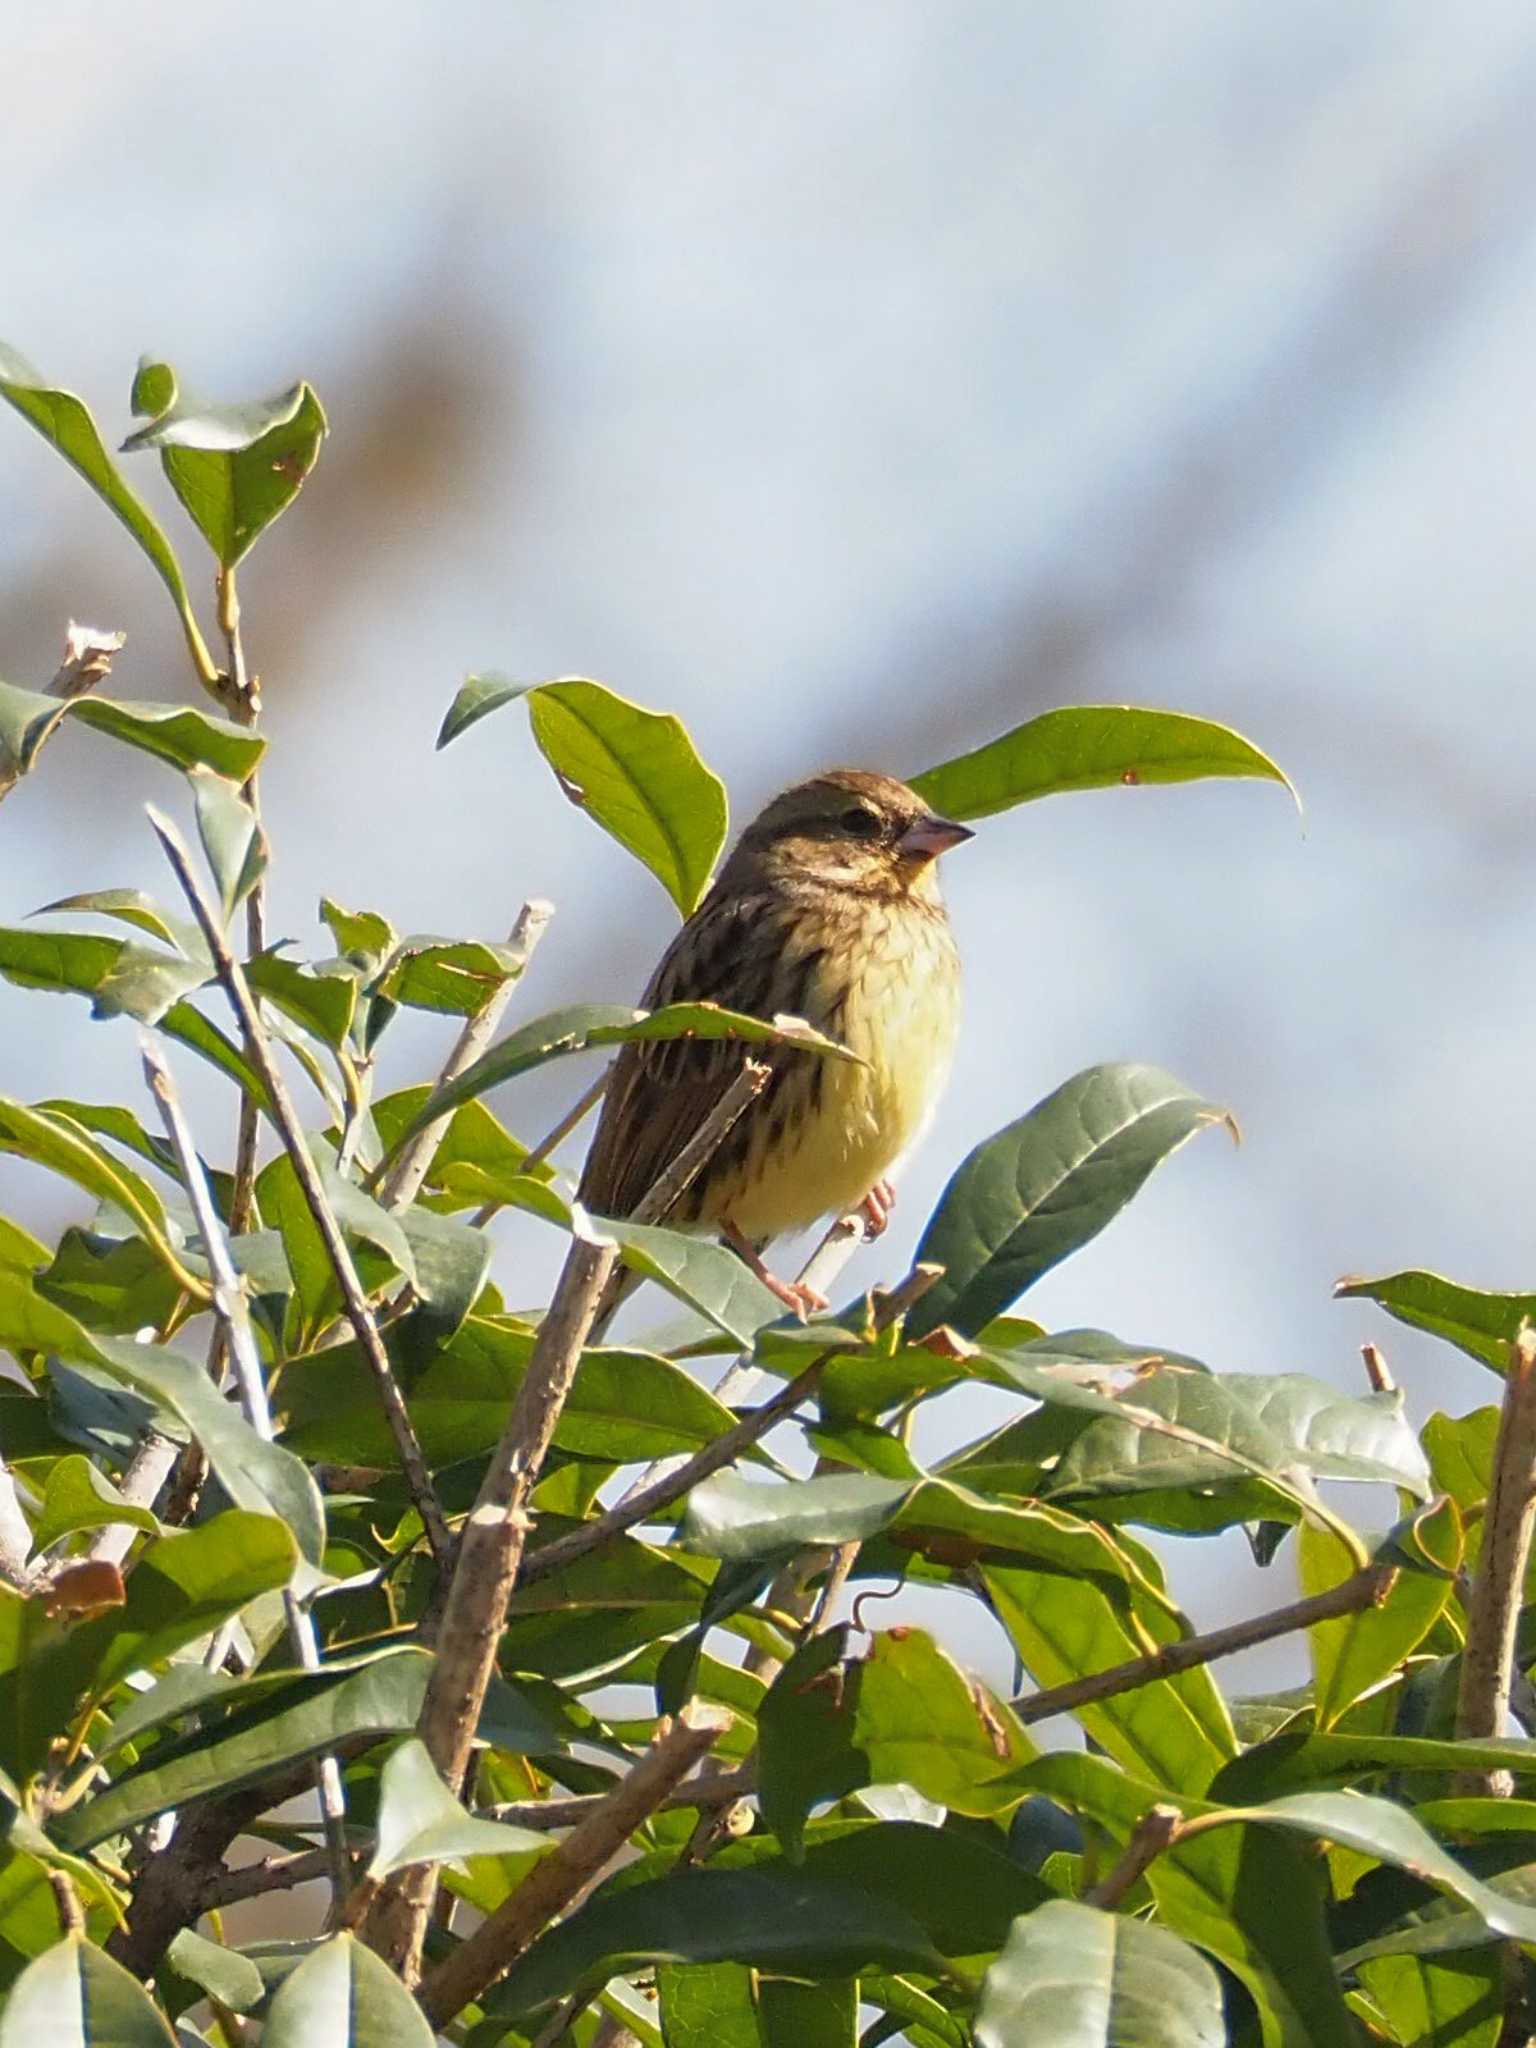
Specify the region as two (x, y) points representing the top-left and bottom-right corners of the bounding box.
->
(519, 1261), (942, 1589)
(47, 1868), (84, 1939)
(86, 1428), (180, 1567)
(478, 1763), (755, 1832)
(417, 1703), (731, 2030)
(1361, 1342), (1396, 1394)
(0, 623), (125, 804)
(202, 1846), (334, 1910)
(148, 804), (452, 1572)
(140, 1032), (351, 1906)
(1087, 1803), (1183, 1909)
(1456, 1327), (1536, 1796)
(1012, 1561), (1399, 1723)
(0, 1459), (35, 1591)
(363, 1064), (773, 1977)
(376, 898), (555, 1211)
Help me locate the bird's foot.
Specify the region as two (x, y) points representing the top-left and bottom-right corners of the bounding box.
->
(858, 1178), (897, 1239)
(722, 1221), (829, 1321)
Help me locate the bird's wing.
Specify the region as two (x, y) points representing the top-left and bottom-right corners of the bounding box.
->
(577, 888), (807, 1221)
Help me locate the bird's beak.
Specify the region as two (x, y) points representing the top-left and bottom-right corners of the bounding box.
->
(898, 812), (975, 862)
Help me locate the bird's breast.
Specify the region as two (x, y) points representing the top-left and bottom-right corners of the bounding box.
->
(714, 900), (961, 1239)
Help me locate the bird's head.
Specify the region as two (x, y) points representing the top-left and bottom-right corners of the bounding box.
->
(725, 768), (974, 900)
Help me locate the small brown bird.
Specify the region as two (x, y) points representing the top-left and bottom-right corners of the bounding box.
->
(578, 767), (972, 1316)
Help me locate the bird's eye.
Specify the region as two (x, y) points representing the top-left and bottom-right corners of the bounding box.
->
(840, 806), (882, 839)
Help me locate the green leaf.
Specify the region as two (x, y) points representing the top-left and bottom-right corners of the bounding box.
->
(1355, 1949), (1502, 2048)
(1209, 1732), (1536, 1806)
(261, 1932), (434, 2048)
(33, 889), (203, 955)
(123, 362), (327, 569)
(0, 1098), (202, 1296)
(245, 951), (359, 1050)
(89, 945), (211, 1026)
(756, 1977), (855, 2048)
(908, 1063), (1231, 1339)
(0, 1511), (296, 1781)
(1301, 1507), (1459, 1730)
(0, 1218), (47, 1275)
(30, 1454), (160, 1552)
(392, 1000), (855, 1157)
(66, 696), (263, 780)
(974, 1900), (1226, 2048)
(320, 900), (398, 968)
(367, 1738), (549, 1879)
(595, 1217), (786, 1345)
(280, 1315), (744, 1469)
(1014, 1752), (1356, 2048)
(0, 1934), (176, 2045)
(657, 1963), (760, 2048)
(36, 1229), (182, 1337)
(56, 1646), (433, 1850)
(757, 1624), (1030, 1858)
(88, 1333), (324, 1566)
(163, 1929), (264, 2016)
(525, 678), (728, 916)
(379, 937), (530, 1020)
(909, 704), (1295, 820)
(0, 343), (216, 686)
(0, 927), (122, 998)
(190, 768), (266, 920)
(1335, 1270), (1536, 1377)
(435, 671), (529, 750)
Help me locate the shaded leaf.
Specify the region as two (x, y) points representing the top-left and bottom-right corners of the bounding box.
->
(756, 1977), (855, 2048)
(32, 890), (202, 955)
(657, 1962), (759, 2048)
(1302, 1505), (1459, 1730)
(245, 951), (359, 1050)
(190, 768), (265, 920)
(909, 1063), (1231, 1339)
(65, 696), (263, 780)
(910, 704), (1295, 820)
(974, 1899), (1225, 2048)
(526, 678), (728, 916)
(435, 671), (529, 750)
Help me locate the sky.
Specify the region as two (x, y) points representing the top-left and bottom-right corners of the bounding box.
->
(5, 1), (1536, 1693)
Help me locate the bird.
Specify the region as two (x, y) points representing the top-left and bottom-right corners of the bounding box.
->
(577, 767), (973, 1320)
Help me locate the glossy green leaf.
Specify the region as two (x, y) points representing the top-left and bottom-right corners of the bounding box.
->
(757, 1624), (1030, 1858)
(190, 767), (265, 919)
(974, 1899), (1225, 2048)
(56, 1646), (432, 1850)
(526, 678), (728, 915)
(367, 1738), (550, 1879)
(0, 343), (216, 685)
(435, 671), (529, 749)
(0, 1934), (176, 2045)
(909, 1063), (1231, 1339)
(124, 362), (327, 568)
(1335, 1270), (1536, 1377)
(261, 1932), (433, 2048)
(909, 704), (1295, 820)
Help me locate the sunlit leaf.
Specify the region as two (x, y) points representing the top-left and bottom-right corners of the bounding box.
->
(974, 1899), (1225, 2048)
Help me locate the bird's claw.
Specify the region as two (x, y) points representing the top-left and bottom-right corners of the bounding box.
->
(762, 1272), (830, 1321)
(859, 1179), (897, 1239)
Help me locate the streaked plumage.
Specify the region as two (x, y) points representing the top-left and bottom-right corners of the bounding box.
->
(578, 768), (971, 1311)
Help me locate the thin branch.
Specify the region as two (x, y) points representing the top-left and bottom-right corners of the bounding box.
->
(202, 1845), (334, 1911)
(478, 1763), (755, 1832)
(518, 1261), (942, 1590)
(87, 1429), (180, 1567)
(1086, 1803), (1183, 1909)
(418, 1703), (731, 2030)
(140, 1032), (351, 1906)
(1361, 1342), (1396, 1394)
(376, 898), (555, 1211)
(363, 1064), (773, 1978)
(0, 622), (125, 804)
(1011, 1560), (1398, 1723)
(47, 1868), (84, 1940)
(1456, 1327), (1536, 1796)
(148, 804), (453, 1572)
